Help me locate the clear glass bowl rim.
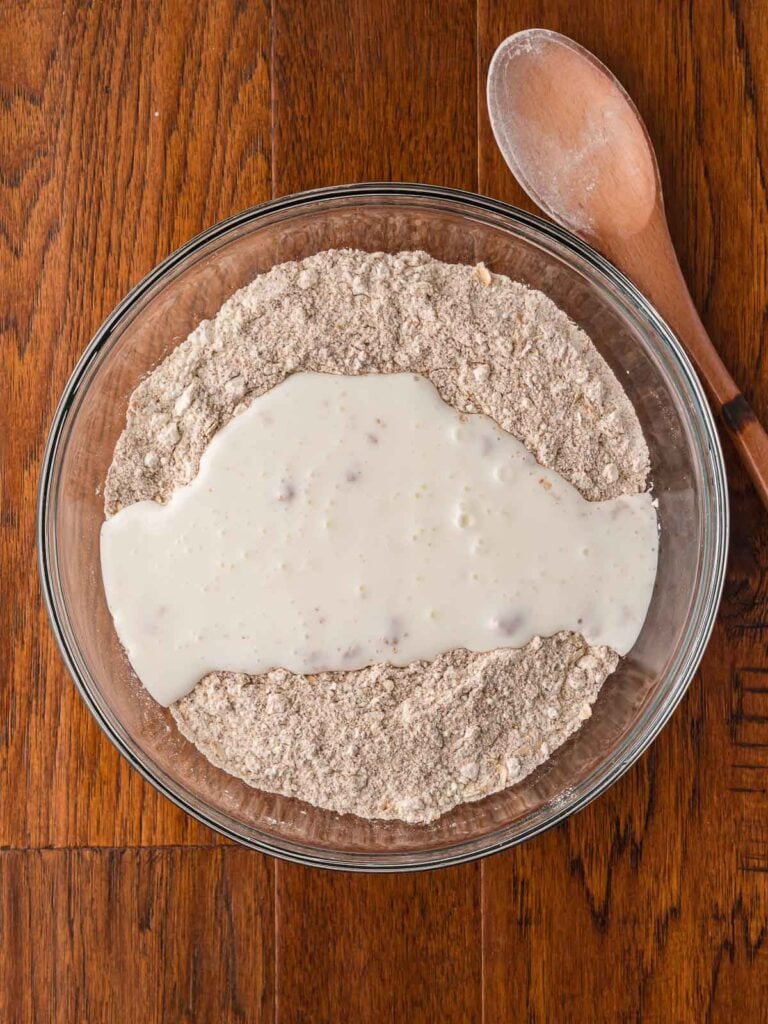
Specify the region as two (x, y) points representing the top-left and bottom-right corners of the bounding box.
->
(38, 182), (729, 872)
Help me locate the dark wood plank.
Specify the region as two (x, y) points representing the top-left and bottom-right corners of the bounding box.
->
(276, 864), (482, 1024)
(0, 847), (275, 1023)
(272, 0), (478, 193)
(271, 4), (482, 1021)
(5, 0), (768, 1019)
(479, 2), (768, 1020)
(0, 0), (271, 846)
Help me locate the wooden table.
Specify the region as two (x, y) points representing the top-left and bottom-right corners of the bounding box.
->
(3, 2), (768, 1020)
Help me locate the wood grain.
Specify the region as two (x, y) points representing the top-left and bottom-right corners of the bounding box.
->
(272, 0), (478, 193)
(479, 2), (768, 1020)
(0, 847), (274, 1023)
(276, 864), (482, 1023)
(269, 6), (482, 1020)
(2, 0), (768, 1020)
(1, 0), (271, 848)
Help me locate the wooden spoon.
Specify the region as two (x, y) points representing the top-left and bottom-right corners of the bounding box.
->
(487, 27), (768, 508)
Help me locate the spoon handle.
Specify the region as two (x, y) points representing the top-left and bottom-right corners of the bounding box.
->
(596, 208), (768, 508)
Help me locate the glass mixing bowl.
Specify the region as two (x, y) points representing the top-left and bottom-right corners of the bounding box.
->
(38, 184), (728, 871)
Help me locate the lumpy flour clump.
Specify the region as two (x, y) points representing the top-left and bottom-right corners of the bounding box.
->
(173, 638), (617, 824)
(105, 250), (650, 824)
(105, 250), (647, 513)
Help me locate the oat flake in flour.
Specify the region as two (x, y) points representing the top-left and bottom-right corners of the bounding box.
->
(104, 249), (652, 824)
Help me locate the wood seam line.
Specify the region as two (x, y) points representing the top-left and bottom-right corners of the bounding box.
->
(476, 11), (486, 1024)
(268, 8), (280, 1022)
(0, 845), (237, 852)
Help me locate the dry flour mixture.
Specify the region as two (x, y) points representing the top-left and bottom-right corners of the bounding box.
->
(104, 250), (653, 824)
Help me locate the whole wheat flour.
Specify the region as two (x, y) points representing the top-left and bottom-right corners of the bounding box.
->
(105, 249), (650, 824)
(173, 638), (617, 824)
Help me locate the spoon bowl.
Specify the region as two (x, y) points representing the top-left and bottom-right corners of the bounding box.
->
(488, 28), (768, 508)
(488, 30), (658, 238)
